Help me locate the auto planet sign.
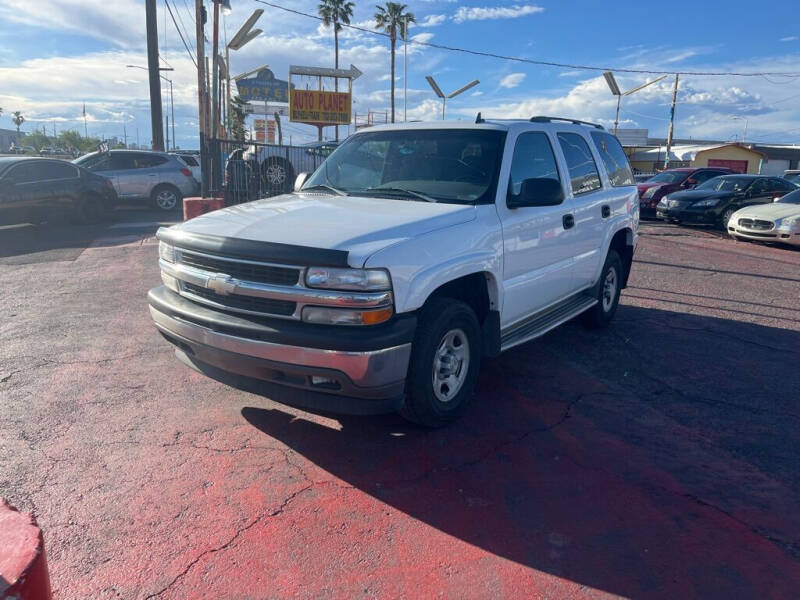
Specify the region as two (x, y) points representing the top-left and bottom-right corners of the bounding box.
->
(289, 90), (351, 126)
(236, 68), (293, 103)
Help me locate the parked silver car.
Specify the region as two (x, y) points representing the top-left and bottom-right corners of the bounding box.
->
(170, 152), (202, 184)
(74, 150), (199, 211)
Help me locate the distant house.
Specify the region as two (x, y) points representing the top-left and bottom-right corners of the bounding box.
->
(0, 128), (23, 152)
(626, 143), (766, 174)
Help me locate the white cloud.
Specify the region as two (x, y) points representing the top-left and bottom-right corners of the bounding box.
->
(0, 0), (144, 48)
(499, 73), (526, 88)
(664, 50), (698, 63)
(412, 32), (435, 44)
(453, 5), (544, 23)
(471, 91), (483, 96)
(780, 36), (798, 42)
(419, 14), (447, 27)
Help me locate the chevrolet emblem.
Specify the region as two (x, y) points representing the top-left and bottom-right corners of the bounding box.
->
(206, 274), (236, 296)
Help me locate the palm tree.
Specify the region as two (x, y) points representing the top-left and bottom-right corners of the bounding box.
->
(374, 3), (414, 123)
(318, 0), (354, 140)
(12, 111), (24, 132)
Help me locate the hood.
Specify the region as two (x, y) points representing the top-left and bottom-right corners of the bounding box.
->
(733, 202), (800, 221)
(637, 182), (664, 193)
(667, 189), (736, 203)
(176, 192), (476, 266)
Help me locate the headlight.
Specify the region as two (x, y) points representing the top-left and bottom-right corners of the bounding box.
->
(159, 241), (175, 263)
(643, 187), (659, 199)
(694, 198), (720, 207)
(302, 306), (393, 326)
(305, 267), (391, 291)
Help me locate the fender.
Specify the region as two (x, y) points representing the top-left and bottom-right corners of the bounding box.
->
(364, 209), (504, 315)
(590, 212), (637, 287)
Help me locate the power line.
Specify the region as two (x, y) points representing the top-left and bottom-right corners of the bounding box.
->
(253, 0), (800, 78)
(165, 0), (198, 68)
(171, 0), (196, 56)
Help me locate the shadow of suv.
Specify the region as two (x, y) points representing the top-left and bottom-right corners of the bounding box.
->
(74, 150), (199, 211)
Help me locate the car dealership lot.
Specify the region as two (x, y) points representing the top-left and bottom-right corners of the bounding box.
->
(1, 218), (799, 599)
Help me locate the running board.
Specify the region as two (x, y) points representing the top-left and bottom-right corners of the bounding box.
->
(500, 294), (598, 351)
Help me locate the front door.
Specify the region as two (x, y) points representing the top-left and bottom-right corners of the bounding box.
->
(497, 131), (577, 329)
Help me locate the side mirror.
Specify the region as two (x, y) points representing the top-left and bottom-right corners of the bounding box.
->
(294, 172), (310, 192)
(507, 178), (565, 208)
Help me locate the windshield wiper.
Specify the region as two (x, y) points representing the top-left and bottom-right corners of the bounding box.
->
(301, 184), (347, 196)
(361, 186), (438, 203)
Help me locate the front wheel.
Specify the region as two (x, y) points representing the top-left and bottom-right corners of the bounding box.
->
(401, 298), (482, 427)
(582, 250), (623, 329)
(151, 184), (182, 211)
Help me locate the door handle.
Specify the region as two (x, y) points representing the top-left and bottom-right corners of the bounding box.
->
(562, 214), (575, 229)
(601, 205), (611, 218)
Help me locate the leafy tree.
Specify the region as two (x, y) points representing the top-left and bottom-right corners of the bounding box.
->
(58, 130), (84, 152)
(374, 3), (414, 123)
(12, 111), (25, 132)
(230, 95), (247, 142)
(23, 131), (51, 151)
(319, 0), (354, 140)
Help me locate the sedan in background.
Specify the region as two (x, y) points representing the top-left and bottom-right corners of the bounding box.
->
(727, 188), (800, 246)
(656, 175), (797, 229)
(74, 150), (199, 211)
(0, 157), (117, 225)
(637, 167), (733, 218)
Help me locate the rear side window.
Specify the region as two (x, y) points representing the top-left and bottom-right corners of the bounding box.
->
(558, 132), (602, 194)
(41, 162), (79, 179)
(508, 132), (561, 197)
(179, 155), (199, 167)
(590, 131), (634, 187)
(133, 154), (168, 168)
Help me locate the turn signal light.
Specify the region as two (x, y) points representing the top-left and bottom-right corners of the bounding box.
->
(361, 307), (393, 325)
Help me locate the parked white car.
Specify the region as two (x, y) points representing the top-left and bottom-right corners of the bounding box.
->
(727, 188), (800, 246)
(150, 117), (638, 426)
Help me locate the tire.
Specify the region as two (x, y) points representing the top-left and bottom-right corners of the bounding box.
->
(400, 298), (482, 428)
(262, 158), (294, 194)
(720, 207), (736, 231)
(73, 194), (108, 225)
(151, 184), (182, 212)
(582, 249), (623, 329)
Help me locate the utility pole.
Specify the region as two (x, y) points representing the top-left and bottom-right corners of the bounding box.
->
(404, 15), (409, 122)
(196, 0), (208, 197)
(123, 124), (128, 147)
(145, 0), (165, 151)
(664, 74), (679, 170)
(211, 0), (221, 195)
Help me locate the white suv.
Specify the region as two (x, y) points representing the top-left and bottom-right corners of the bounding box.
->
(149, 116), (638, 426)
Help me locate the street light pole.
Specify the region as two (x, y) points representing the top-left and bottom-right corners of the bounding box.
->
(226, 10), (263, 136)
(426, 75), (480, 120)
(664, 74), (679, 170)
(604, 71), (667, 136)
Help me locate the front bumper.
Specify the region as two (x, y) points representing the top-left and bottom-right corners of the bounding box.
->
(727, 225), (800, 246)
(148, 286), (415, 407)
(656, 206), (719, 223)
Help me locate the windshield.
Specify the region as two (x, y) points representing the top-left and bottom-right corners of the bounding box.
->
(777, 189), (800, 204)
(303, 129), (507, 204)
(646, 171), (688, 184)
(696, 176), (750, 192)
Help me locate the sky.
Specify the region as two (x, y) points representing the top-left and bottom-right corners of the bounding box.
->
(1, 0), (799, 149)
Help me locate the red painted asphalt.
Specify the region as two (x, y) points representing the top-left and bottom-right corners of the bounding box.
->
(1, 219), (799, 598)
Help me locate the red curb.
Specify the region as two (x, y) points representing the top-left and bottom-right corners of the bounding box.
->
(183, 197), (225, 221)
(0, 499), (52, 600)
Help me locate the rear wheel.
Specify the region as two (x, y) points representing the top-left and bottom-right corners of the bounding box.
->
(73, 194), (108, 224)
(151, 184), (182, 211)
(401, 298), (481, 427)
(720, 207), (736, 230)
(582, 250), (623, 329)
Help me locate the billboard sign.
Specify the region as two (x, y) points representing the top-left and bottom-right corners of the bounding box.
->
(254, 118), (276, 143)
(236, 68), (293, 103)
(289, 90), (351, 126)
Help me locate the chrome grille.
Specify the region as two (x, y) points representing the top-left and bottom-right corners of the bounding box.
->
(179, 250), (300, 286)
(737, 218), (774, 231)
(182, 282), (296, 316)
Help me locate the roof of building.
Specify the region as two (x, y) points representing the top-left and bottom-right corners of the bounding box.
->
(627, 142), (766, 162)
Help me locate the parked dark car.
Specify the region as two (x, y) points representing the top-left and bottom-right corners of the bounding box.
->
(638, 167), (734, 218)
(0, 157), (117, 225)
(656, 175), (798, 229)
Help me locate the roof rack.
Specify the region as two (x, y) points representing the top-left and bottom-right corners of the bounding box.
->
(529, 116), (605, 130)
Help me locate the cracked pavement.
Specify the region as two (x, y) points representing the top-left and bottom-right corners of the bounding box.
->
(1, 216), (799, 599)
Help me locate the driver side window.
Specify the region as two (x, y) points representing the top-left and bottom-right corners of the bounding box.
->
(508, 132), (561, 198)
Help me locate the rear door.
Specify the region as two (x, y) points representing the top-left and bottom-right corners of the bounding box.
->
(554, 131), (607, 289)
(4, 162), (53, 217)
(40, 161), (82, 212)
(498, 130), (577, 327)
